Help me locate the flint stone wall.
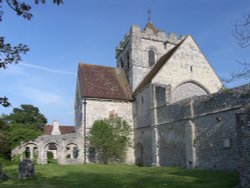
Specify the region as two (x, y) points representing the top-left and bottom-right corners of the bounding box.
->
(156, 84), (250, 170)
(236, 108), (250, 188)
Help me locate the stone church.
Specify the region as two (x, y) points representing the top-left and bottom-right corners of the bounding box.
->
(12, 21), (250, 170)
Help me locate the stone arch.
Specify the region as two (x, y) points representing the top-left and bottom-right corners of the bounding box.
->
(45, 142), (60, 164)
(23, 143), (38, 160)
(171, 81), (209, 103)
(135, 143), (144, 166)
(65, 143), (79, 159)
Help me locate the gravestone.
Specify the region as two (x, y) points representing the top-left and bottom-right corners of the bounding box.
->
(0, 163), (8, 181)
(19, 159), (35, 179)
(0, 163), (3, 180)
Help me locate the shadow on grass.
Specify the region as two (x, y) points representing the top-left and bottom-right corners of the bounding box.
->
(0, 165), (240, 188)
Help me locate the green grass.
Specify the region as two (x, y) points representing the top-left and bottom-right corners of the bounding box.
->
(0, 164), (239, 188)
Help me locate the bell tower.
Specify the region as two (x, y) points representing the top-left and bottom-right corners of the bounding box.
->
(116, 21), (184, 91)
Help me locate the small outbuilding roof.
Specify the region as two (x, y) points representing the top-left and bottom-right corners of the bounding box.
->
(44, 125), (75, 135)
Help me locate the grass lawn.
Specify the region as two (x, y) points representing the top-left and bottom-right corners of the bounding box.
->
(0, 164), (239, 188)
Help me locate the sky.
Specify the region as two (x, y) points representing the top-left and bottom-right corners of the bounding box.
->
(0, 0), (249, 125)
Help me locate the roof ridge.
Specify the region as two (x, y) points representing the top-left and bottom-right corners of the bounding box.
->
(79, 62), (116, 69)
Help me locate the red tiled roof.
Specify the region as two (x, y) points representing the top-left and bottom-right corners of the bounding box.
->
(78, 63), (133, 101)
(44, 125), (53, 135)
(43, 125), (75, 135)
(133, 36), (187, 95)
(59, 126), (75, 134)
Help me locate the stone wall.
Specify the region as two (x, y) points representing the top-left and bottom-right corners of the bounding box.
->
(83, 99), (134, 164)
(12, 133), (85, 165)
(156, 84), (250, 170)
(116, 24), (181, 91)
(236, 108), (250, 188)
(152, 36), (222, 96)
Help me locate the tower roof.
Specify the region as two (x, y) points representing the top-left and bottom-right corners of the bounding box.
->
(78, 63), (133, 101)
(143, 21), (158, 34)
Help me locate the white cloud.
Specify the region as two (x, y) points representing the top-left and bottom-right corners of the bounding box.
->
(19, 63), (76, 76)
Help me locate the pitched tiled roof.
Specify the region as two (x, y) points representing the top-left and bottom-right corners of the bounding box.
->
(44, 125), (75, 135)
(133, 36), (187, 95)
(144, 21), (158, 34)
(78, 63), (133, 101)
(44, 125), (52, 135)
(59, 126), (75, 134)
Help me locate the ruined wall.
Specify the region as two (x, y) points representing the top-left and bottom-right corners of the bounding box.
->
(12, 133), (85, 165)
(156, 84), (250, 170)
(157, 99), (191, 167)
(236, 108), (250, 188)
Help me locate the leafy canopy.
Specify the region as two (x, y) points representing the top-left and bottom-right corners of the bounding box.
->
(0, 118), (11, 160)
(2, 104), (47, 149)
(5, 104), (47, 130)
(88, 114), (132, 164)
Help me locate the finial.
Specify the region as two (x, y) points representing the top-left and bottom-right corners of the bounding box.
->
(147, 8), (151, 22)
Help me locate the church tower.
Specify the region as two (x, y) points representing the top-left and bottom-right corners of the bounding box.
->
(116, 21), (185, 91)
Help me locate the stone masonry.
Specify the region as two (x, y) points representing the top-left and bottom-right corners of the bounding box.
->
(12, 21), (250, 175)
(236, 107), (250, 187)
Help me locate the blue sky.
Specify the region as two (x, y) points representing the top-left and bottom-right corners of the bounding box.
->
(0, 0), (249, 125)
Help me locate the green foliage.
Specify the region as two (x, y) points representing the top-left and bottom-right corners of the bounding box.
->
(88, 115), (132, 164)
(47, 151), (57, 164)
(0, 164), (239, 188)
(10, 154), (21, 165)
(0, 119), (11, 160)
(9, 124), (42, 149)
(5, 104), (47, 130)
(2, 104), (46, 149)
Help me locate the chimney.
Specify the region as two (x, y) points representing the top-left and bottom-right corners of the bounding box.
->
(51, 121), (61, 135)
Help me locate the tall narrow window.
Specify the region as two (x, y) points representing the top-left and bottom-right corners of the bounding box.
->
(148, 49), (155, 67)
(126, 53), (130, 70)
(156, 86), (166, 107)
(120, 59), (124, 68)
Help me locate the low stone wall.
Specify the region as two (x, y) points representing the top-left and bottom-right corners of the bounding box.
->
(156, 84), (250, 170)
(236, 108), (250, 188)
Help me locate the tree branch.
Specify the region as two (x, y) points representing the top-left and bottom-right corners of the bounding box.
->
(0, 97), (11, 107)
(233, 13), (250, 48)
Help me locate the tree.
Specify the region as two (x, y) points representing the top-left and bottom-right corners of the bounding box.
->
(88, 115), (132, 164)
(9, 123), (42, 148)
(234, 13), (250, 48)
(227, 13), (250, 83)
(3, 104), (47, 148)
(5, 104), (47, 130)
(0, 0), (63, 107)
(0, 118), (11, 160)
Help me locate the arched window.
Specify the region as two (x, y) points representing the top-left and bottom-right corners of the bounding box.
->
(25, 147), (30, 158)
(148, 49), (155, 67)
(73, 147), (79, 158)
